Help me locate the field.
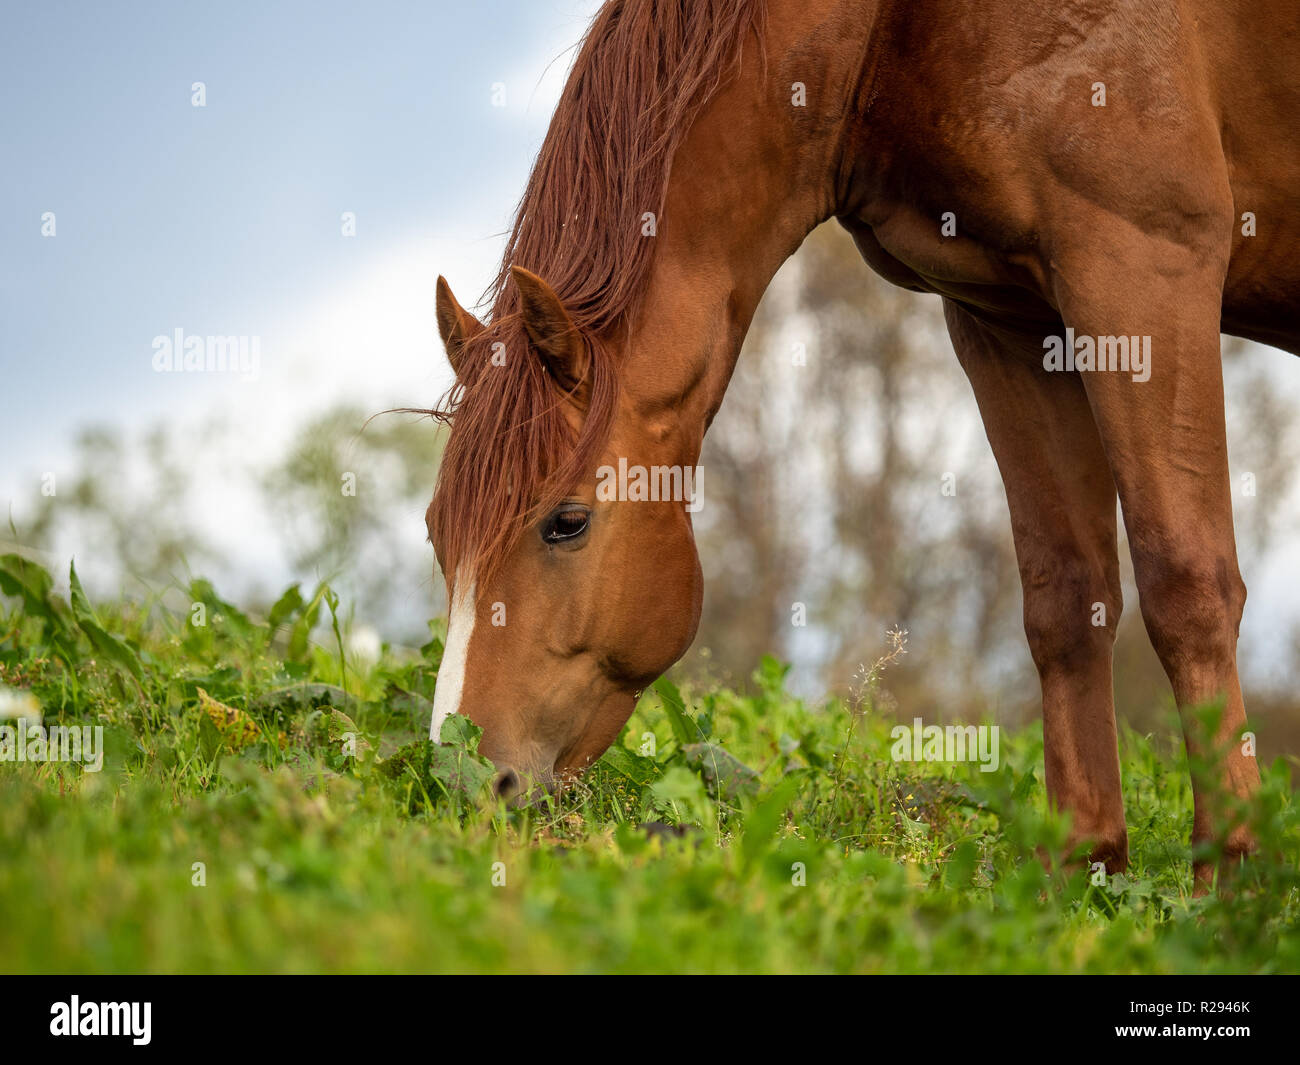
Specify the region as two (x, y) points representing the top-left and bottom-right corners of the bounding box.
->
(1, 554), (1297, 975)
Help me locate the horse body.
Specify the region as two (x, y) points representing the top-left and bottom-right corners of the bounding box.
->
(429, 0), (1297, 884)
(837, 0), (1300, 352)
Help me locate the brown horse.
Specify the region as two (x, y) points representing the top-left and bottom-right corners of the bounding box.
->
(425, 0), (1298, 885)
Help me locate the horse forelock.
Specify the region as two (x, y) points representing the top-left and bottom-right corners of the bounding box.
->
(427, 318), (618, 586)
(427, 0), (767, 584)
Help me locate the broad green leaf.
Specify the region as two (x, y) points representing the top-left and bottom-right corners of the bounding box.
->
(740, 775), (801, 868)
(68, 561), (144, 683)
(0, 554), (75, 657)
(438, 713), (483, 750)
(288, 583), (326, 661)
(427, 743), (495, 798)
(1012, 767), (1037, 802)
(0, 553), (55, 618)
(189, 577), (253, 638)
(648, 765), (711, 826)
(267, 583), (304, 628)
(683, 741), (759, 802)
(600, 744), (661, 787)
(652, 676), (693, 746)
(943, 840), (979, 889)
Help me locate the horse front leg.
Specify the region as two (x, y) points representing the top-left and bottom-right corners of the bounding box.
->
(945, 302), (1128, 872)
(1052, 227), (1261, 890)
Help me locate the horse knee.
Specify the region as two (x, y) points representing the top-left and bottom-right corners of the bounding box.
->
(1136, 553), (1245, 675)
(1021, 552), (1120, 676)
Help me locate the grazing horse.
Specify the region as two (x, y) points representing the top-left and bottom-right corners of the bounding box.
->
(425, 0), (1298, 884)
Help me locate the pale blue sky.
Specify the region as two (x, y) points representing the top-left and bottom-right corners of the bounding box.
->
(1, 0), (599, 484)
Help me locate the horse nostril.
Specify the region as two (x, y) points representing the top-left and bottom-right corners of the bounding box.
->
(492, 768), (521, 800)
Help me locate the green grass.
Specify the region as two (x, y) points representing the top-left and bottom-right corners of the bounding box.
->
(1, 553), (1297, 974)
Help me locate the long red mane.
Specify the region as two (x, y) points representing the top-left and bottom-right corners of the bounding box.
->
(427, 0), (766, 584)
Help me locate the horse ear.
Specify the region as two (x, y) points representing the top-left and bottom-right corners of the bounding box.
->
(435, 275), (483, 377)
(510, 266), (589, 404)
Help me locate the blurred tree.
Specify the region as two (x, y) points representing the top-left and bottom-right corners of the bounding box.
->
(260, 406), (443, 638)
(691, 222), (1299, 754)
(8, 423), (221, 584)
(693, 222), (1026, 720)
(7, 407), (445, 643)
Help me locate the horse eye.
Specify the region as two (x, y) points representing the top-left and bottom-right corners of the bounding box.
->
(542, 506), (590, 544)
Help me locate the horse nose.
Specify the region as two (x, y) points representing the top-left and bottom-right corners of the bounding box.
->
(492, 767), (521, 800)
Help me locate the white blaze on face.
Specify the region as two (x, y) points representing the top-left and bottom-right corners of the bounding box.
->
(429, 577), (477, 742)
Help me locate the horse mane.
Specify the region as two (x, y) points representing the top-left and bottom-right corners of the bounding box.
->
(426, 0), (767, 586)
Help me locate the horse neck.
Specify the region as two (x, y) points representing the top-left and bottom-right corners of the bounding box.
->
(610, 0), (872, 466)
